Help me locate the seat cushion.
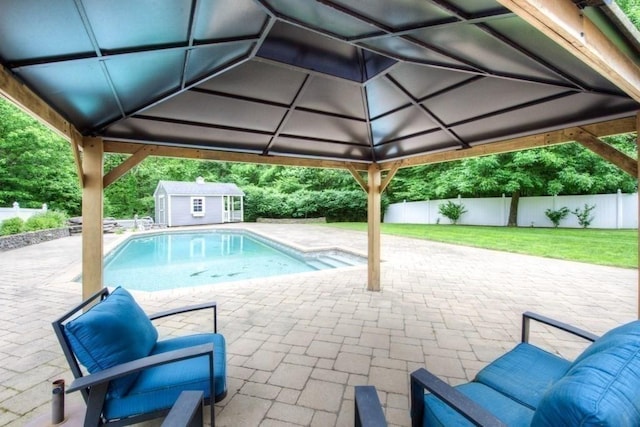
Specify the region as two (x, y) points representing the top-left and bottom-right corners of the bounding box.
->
(103, 333), (227, 421)
(64, 287), (158, 398)
(532, 320), (640, 427)
(474, 342), (571, 409)
(424, 382), (534, 427)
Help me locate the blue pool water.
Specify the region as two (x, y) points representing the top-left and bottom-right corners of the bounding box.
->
(102, 230), (365, 292)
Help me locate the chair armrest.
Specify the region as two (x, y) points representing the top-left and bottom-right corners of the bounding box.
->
(67, 343), (215, 393)
(149, 301), (218, 333)
(354, 386), (387, 427)
(410, 368), (507, 427)
(522, 311), (599, 344)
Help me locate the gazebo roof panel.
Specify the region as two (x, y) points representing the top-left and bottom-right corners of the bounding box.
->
(197, 60), (307, 105)
(269, 136), (372, 161)
(142, 90), (287, 133)
(193, 0), (268, 40)
(282, 110), (370, 144)
(453, 92), (639, 144)
(296, 77), (367, 119)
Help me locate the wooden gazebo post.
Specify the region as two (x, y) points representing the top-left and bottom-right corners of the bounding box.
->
(82, 137), (104, 300)
(367, 163), (382, 291)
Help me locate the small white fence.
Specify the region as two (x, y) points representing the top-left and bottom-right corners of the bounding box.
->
(384, 191), (638, 229)
(0, 202), (48, 222)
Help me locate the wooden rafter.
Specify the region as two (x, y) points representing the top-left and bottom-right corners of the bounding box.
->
(380, 162), (401, 193)
(495, 0), (640, 102)
(0, 65), (77, 141)
(103, 145), (156, 188)
(348, 164), (368, 192)
(0, 64), (86, 186)
(569, 128), (638, 177)
(378, 117), (637, 171)
(70, 131), (84, 188)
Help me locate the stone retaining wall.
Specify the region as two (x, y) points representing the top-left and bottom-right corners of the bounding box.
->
(0, 227), (70, 251)
(256, 217), (327, 224)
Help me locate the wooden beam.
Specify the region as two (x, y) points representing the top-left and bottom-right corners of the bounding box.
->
(637, 112), (640, 319)
(570, 128), (638, 177)
(0, 65), (78, 141)
(82, 137), (104, 301)
(70, 131), (84, 188)
(495, 0), (640, 102)
(103, 140), (370, 171)
(348, 164), (368, 193)
(379, 117), (637, 171)
(103, 145), (156, 188)
(380, 162), (400, 193)
(367, 163), (382, 292)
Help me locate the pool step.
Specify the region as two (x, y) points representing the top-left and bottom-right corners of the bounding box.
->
(307, 254), (362, 270)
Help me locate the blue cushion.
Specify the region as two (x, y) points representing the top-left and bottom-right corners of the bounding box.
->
(64, 287), (158, 398)
(532, 320), (640, 427)
(475, 342), (571, 409)
(103, 333), (227, 420)
(424, 382), (534, 427)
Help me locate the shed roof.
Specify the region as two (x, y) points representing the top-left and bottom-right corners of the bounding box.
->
(1, 0), (639, 167)
(156, 181), (245, 197)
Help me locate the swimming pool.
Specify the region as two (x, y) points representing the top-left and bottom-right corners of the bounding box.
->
(101, 230), (365, 292)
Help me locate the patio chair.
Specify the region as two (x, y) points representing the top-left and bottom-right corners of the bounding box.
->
(52, 286), (227, 426)
(354, 385), (387, 427)
(410, 312), (640, 426)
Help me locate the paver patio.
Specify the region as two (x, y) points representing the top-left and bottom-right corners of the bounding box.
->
(0, 223), (636, 426)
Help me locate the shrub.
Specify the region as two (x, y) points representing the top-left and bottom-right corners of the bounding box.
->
(571, 204), (596, 229)
(0, 217), (24, 236)
(24, 211), (68, 231)
(545, 207), (570, 228)
(438, 200), (468, 224)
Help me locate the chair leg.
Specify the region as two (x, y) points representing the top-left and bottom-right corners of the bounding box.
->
(84, 382), (109, 427)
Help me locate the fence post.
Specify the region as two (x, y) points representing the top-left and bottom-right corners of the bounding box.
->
(501, 194), (506, 226)
(617, 189), (623, 229)
(13, 201), (19, 215)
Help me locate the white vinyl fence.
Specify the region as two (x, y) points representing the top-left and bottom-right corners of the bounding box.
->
(384, 191), (638, 229)
(0, 202), (48, 222)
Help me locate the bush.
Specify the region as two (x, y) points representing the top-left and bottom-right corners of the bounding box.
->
(438, 200), (468, 224)
(24, 211), (68, 231)
(545, 207), (570, 228)
(0, 217), (24, 236)
(571, 204), (596, 228)
(242, 186), (375, 222)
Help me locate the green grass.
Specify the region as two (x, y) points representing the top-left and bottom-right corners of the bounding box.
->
(324, 223), (638, 269)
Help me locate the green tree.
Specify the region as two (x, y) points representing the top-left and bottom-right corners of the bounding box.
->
(387, 138), (636, 226)
(617, 0), (640, 29)
(0, 99), (81, 214)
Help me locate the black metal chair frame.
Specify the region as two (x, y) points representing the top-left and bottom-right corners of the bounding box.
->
(52, 287), (225, 427)
(354, 385), (387, 427)
(409, 312), (599, 427)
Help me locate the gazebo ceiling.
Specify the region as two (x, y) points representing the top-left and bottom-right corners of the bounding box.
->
(1, 0), (639, 164)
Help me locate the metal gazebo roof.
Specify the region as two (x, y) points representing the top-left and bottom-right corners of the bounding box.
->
(1, 0), (639, 167)
(2, 0), (640, 297)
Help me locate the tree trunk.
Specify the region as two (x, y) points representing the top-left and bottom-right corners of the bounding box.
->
(507, 190), (520, 227)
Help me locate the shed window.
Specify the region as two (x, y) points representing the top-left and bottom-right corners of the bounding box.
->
(191, 197), (205, 217)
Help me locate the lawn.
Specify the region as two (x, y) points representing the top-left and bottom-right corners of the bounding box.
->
(325, 223), (638, 269)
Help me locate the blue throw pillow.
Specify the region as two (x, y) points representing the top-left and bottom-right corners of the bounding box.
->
(532, 320), (640, 426)
(64, 287), (158, 398)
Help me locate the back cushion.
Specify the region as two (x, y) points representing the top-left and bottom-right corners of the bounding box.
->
(532, 320), (640, 426)
(64, 287), (158, 398)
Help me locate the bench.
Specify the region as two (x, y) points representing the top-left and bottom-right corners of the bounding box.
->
(410, 312), (640, 426)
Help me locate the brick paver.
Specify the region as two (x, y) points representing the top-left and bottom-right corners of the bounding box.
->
(0, 223), (636, 426)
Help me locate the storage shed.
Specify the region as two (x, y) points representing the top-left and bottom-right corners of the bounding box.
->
(153, 178), (244, 227)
